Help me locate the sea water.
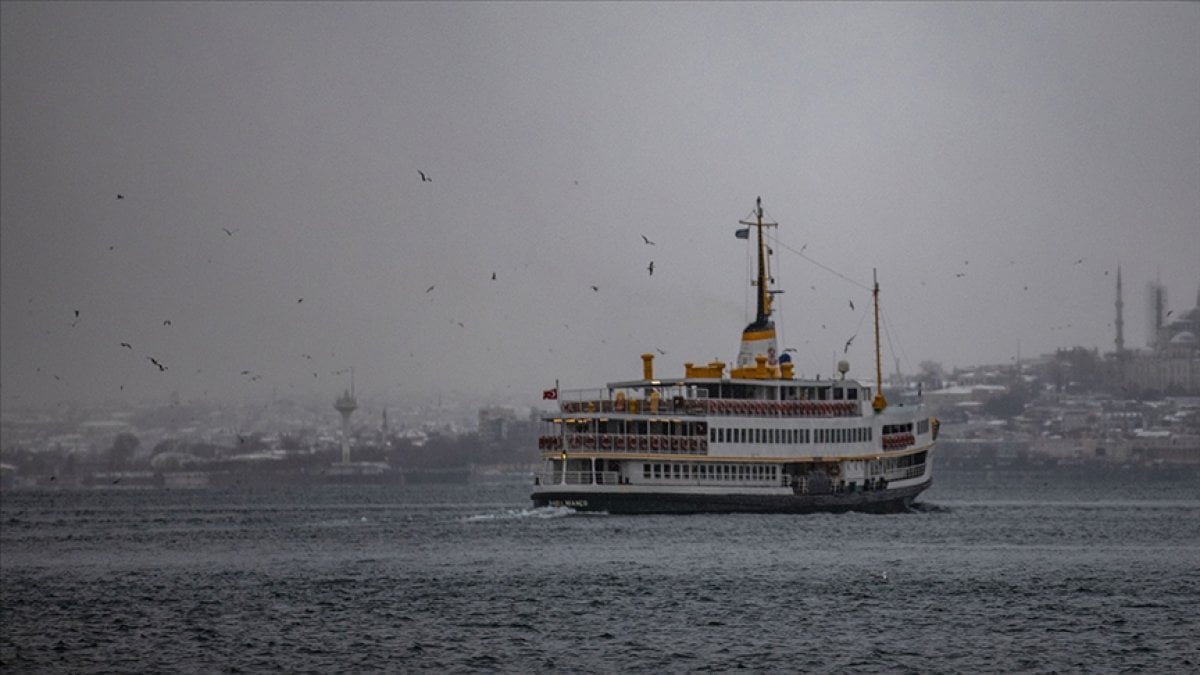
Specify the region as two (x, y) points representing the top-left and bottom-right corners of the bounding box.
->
(2, 469), (1198, 672)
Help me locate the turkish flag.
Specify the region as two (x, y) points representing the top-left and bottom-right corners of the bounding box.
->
(543, 388), (558, 400)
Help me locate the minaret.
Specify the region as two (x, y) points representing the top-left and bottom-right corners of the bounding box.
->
(1114, 265), (1125, 355)
(334, 387), (357, 464)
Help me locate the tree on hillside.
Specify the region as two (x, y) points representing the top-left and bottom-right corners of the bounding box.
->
(917, 361), (946, 389)
(108, 432), (141, 470)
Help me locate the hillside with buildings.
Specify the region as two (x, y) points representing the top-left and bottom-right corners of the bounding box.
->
(3, 277), (1197, 490)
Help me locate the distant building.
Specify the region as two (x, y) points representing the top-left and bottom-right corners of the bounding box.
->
(478, 406), (520, 444)
(1113, 280), (1200, 395)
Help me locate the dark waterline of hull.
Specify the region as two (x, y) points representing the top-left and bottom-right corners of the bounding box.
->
(530, 479), (931, 514)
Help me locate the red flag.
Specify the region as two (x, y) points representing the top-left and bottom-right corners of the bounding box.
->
(542, 388), (558, 400)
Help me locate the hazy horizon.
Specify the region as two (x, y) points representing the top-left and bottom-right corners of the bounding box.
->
(3, 2), (1197, 410)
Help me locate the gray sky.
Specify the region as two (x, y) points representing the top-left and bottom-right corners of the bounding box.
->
(2, 1), (1198, 409)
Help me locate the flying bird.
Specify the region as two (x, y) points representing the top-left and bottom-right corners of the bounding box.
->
(783, 348), (797, 353)
(492, 272), (497, 280)
(591, 285), (599, 292)
(955, 273), (966, 278)
(222, 228), (235, 236)
(641, 235), (656, 245)
(148, 357), (167, 372)
(119, 342), (132, 349)
(418, 170), (431, 182)
(844, 335), (856, 353)
(647, 261), (655, 276)
(162, 319), (172, 326)
(297, 298), (303, 303)
(848, 300), (854, 311)
(116, 194), (125, 200)
(655, 347), (667, 355)
(425, 285), (435, 293)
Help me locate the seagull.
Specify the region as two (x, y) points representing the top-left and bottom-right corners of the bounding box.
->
(148, 357), (167, 372)
(492, 272), (497, 280)
(655, 347), (667, 355)
(591, 285), (599, 292)
(297, 298), (303, 303)
(783, 348), (797, 353)
(849, 300), (854, 311)
(162, 319), (172, 326)
(116, 194), (125, 200)
(425, 285), (435, 293)
(119, 342), (132, 349)
(844, 335), (856, 353)
(222, 228), (235, 236)
(955, 273), (966, 278)
(641, 235), (656, 246)
(418, 170), (431, 182)
(647, 261), (655, 276)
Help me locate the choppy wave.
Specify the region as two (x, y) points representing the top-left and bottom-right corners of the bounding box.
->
(3, 478), (1198, 672)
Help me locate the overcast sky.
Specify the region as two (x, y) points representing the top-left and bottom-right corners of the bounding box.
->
(2, 1), (1197, 410)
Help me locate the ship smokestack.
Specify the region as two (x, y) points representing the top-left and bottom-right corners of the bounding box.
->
(642, 353), (654, 380)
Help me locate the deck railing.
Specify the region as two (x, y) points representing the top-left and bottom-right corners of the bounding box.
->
(558, 399), (859, 418)
(535, 470), (621, 486)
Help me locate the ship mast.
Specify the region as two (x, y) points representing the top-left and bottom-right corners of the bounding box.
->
(734, 197), (780, 369)
(753, 197), (769, 323)
(872, 268), (887, 413)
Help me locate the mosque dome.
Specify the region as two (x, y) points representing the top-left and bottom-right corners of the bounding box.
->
(1168, 330), (1197, 345)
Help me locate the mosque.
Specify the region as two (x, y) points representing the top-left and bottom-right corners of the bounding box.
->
(1114, 271), (1200, 395)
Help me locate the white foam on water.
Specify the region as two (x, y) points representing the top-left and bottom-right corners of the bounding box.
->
(461, 506), (578, 522)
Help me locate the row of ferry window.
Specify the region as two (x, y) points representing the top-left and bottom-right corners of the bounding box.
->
(643, 463), (778, 481)
(709, 427), (873, 444)
(704, 384), (863, 401)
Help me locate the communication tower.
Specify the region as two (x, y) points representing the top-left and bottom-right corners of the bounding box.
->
(334, 371), (357, 464)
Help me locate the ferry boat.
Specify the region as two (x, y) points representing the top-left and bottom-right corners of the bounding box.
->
(531, 197), (937, 514)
